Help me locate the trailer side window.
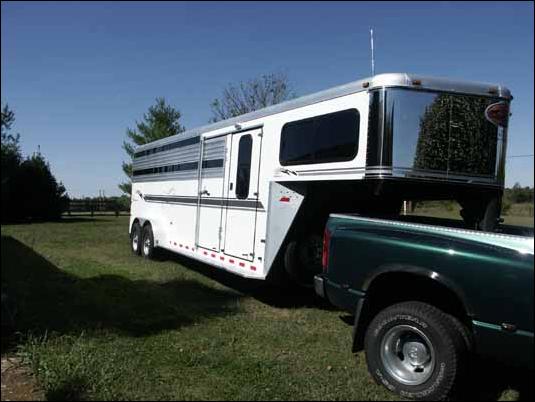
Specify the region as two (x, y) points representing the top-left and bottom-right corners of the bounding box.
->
(236, 135), (252, 199)
(280, 109), (359, 166)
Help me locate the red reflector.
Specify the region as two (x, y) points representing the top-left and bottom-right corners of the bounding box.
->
(239, 262), (245, 267)
(220, 256), (225, 261)
(204, 251), (208, 255)
(280, 196), (290, 202)
(485, 102), (509, 127)
(211, 253), (216, 258)
(322, 228), (331, 273)
(250, 266), (256, 271)
(229, 259), (235, 264)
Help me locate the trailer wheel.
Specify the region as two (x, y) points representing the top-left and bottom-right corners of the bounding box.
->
(479, 197), (501, 232)
(141, 224), (155, 259)
(459, 196), (501, 232)
(130, 222), (142, 255)
(364, 302), (467, 401)
(284, 234), (323, 286)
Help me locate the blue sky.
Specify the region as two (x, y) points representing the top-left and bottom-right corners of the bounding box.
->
(2, 1), (533, 197)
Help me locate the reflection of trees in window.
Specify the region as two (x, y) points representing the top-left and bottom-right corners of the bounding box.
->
(414, 95), (498, 175)
(413, 94), (450, 172)
(448, 96), (497, 175)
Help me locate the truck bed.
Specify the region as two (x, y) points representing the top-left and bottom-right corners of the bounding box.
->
(332, 213), (534, 254)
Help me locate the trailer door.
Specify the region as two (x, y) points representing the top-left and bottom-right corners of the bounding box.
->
(223, 128), (262, 262)
(196, 137), (226, 251)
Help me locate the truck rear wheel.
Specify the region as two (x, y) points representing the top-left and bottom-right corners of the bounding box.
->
(364, 302), (467, 401)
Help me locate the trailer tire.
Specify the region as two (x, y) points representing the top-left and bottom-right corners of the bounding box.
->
(130, 222), (142, 256)
(283, 234), (322, 286)
(364, 302), (467, 401)
(459, 196), (501, 232)
(141, 224), (155, 259)
(479, 196), (501, 232)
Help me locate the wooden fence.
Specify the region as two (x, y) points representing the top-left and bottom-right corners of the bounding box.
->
(66, 199), (129, 217)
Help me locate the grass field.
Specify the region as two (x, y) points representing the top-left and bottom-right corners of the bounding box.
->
(408, 202), (534, 229)
(1, 217), (533, 401)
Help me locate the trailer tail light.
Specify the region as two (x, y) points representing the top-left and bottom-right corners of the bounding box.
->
(322, 228), (331, 273)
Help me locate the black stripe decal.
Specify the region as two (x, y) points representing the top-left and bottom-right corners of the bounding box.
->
(143, 195), (264, 210)
(132, 158), (223, 177)
(134, 136), (200, 158)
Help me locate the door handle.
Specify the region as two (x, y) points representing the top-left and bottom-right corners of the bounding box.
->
(200, 190), (210, 196)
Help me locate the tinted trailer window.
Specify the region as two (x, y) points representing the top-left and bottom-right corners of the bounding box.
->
(368, 88), (508, 180)
(280, 108), (360, 166)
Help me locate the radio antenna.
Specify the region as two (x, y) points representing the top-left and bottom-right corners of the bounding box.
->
(370, 28), (375, 76)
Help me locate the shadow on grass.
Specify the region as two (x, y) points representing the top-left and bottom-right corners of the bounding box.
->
(1, 236), (242, 353)
(459, 357), (534, 401)
(152, 248), (336, 311)
(45, 376), (90, 401)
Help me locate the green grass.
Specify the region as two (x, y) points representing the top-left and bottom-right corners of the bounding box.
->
(1, 217), (532, 401)
(408, 202), (534, 228)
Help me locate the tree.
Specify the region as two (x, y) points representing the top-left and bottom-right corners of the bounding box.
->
(1, 103), (69, 222)
(119, 98), (186, 195)
(13, 153), (69, 220)
(210, 72), (295, 122)
(1, 103), (22, 221)
(505, 183), (533, 204)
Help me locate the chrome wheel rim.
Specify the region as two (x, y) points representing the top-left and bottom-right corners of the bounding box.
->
(380, 325), (435, 386)
(143, 236), (151, 255)
(132, 233), (139, 251)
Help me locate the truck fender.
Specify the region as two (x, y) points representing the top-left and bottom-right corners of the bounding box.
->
(352, 264), (474, 353)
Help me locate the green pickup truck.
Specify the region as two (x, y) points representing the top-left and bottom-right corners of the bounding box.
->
(315, 214), (533, 401)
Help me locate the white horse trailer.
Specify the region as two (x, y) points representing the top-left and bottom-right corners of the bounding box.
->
(129, 73), (512, 284)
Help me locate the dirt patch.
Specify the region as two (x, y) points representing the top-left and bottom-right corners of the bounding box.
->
(1, 357), (44, 401)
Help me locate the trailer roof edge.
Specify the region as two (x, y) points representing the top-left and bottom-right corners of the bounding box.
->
(135, 73), (512, 152)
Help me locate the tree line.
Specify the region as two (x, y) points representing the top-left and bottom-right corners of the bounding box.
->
(504, 183), (533, 204)
(1, 104), (69, 222)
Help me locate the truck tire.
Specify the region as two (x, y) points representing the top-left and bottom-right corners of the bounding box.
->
(130, 222), (142, 255)
(141, 224), (155, 259)
(364, 302), (467, 401)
